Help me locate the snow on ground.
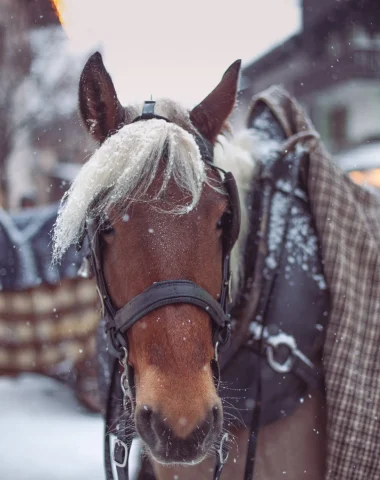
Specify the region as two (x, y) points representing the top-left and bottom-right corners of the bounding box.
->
(0, 374), (104, 480)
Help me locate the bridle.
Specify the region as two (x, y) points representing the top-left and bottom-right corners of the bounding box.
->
(81, 101), (241, 480)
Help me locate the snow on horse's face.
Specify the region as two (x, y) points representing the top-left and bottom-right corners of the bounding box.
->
(78, 53), (240, 464)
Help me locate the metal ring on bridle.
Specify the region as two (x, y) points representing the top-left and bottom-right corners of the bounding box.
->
(266, 333), (297, 373)
(214, 341), (220, 362)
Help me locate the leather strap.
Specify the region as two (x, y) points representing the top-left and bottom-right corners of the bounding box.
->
(246, 338), (324, 392)
(108, 280), (229, 334)
(244, 144), (307, 479)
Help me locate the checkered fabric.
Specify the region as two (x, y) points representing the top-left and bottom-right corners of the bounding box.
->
(0, 277), (99, 372)
(0, 277), (101, 411)
(250, 86), (380, 479)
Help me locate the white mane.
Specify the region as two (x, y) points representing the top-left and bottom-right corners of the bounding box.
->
(52, 99), (257, 298)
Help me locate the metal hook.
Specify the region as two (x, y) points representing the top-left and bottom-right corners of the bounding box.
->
(119, 347), (130, 410)
(214, 341), (220, 363)
(218, 432), (229, 465)
(119, 346), (129, 368)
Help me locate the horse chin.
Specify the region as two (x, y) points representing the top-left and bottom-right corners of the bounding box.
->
(142, 435), (214, 466)
(147, 449), (209, 467)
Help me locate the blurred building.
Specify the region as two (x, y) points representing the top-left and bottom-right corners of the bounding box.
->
(241, 0), (380, 175)
(0, 0), (95, 210)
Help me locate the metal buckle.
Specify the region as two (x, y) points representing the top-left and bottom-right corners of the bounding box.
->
(266, 333), (296, 373)
(218, 432), (229, 465)
(113, 439), (128, 468)
(266, 331), (314, 373)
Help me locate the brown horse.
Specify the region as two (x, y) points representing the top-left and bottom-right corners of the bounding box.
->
(53, 53), (326, 479)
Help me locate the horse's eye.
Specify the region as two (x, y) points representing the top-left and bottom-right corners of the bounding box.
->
(101, 219), (115, 235)
(217, 209), (231, 230)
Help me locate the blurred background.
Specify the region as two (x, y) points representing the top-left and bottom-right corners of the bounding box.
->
(0, 0), (379, 479)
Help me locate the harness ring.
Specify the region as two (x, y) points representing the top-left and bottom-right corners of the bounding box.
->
(218, 432), (229, 465)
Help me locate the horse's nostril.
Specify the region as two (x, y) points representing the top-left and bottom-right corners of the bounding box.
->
(135, 405), (155, 445)
(140, 405), (153, 422)
(213, 404), (222, 428)
(213, 405), (219, 421)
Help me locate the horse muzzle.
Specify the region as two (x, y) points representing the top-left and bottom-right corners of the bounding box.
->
(135, 403), (223, 464)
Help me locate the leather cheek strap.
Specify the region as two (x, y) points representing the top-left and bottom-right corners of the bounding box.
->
(223, 172), (241, 253)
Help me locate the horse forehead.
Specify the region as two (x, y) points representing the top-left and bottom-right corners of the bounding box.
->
(131, 207), (221, 246)
(138, 180), (225, 219)
(121, 210), (202, 255)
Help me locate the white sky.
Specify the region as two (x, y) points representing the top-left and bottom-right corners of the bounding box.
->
(59, 0), (301, 106)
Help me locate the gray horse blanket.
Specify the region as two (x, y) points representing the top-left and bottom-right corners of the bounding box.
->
(251, 86), (380, 479)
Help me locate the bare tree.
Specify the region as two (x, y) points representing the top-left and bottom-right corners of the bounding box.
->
(0, 0), (95, 209)
(0, 0), (31, 205)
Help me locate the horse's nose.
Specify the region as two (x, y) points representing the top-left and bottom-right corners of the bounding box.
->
(135, 404), (222, 462)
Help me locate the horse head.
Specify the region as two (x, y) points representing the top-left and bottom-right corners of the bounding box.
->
(54, 52), (241, 465)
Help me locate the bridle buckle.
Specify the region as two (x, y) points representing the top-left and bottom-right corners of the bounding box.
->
(113, 439), (128, 468)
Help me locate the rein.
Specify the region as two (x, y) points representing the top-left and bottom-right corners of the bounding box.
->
(83, 101), (241, 480)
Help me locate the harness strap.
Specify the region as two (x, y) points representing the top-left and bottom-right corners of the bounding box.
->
(105, 354), (135, 480)
(105, 359), (121, 479)
(244, 140), (306, 479)
(114, 395), (133, 480)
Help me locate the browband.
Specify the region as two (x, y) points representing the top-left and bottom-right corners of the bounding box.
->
(131, 100), (214, 164)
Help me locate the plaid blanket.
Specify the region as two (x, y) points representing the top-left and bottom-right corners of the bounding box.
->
(250, 86), (380, 479)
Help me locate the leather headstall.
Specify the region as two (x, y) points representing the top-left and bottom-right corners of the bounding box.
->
(84, 100), (241, 361)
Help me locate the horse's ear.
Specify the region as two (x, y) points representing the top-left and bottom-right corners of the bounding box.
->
(190, 60), (241, 143)
(79, 52), (125, 143)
